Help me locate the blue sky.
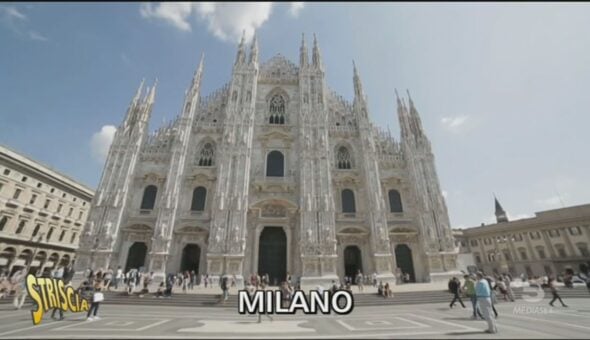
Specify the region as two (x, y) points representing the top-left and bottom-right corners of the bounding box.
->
(1, 3), (589, 229)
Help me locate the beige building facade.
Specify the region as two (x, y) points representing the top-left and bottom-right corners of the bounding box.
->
(454, 200), (590, 278)
(0, 145), (94, 276)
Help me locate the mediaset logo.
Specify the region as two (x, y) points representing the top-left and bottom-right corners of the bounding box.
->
(238, 290), (354, 315)
(25, 274), (90, 325)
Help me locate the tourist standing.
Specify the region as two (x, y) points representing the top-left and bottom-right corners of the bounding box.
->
(356, 270), (364, 292)
(11, 270), (27, 310)
(220, 276), (229, 302)
(114, 266), (123, 290)
(86, 282), (104, 321)
(476, 272), (497, 334)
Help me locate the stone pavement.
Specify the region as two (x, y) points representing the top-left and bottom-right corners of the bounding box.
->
(0, 297), (589, 338)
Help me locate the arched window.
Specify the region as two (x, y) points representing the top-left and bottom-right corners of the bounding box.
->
(336, 146), (352, 169)
(198, 142), (215, 166)
(268, 94), (286, 125)
(388, 189), (403, 213)
(266, 151), (284, 177)
(191, 187), (207, 212)
(0, 216), (7, 231)
(341, 189), (356, 213)
(140, 185), (158, 210)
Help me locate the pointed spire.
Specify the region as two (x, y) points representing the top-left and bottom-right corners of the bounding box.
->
(494, 195), (509, 223)
(192, 53), (205, 87)
(132, 78), (145, 105)
(249, 32), (258, 64)
(405, 89), (425, 138)
(395, 89), (411, 141)
(146, 78), (157, 105)
(235, 30), (246, 65)
(300, 33), (308, 66)
(353, 60), (364, 99)
(312, 33), (322, 68)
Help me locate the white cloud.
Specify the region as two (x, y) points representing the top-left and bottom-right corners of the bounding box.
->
(90, 125), (117, 162)
(0, 5), (26, 21)
(0, 5), (50, 42)
(28, 30), (47, 41)
(139, 2), (274, 43)
(140, 2), (193, 31)
(289, 2), (305, 17)
(441, 115), (469, 131)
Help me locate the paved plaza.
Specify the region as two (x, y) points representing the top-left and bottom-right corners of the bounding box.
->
(0, 298), (589, 338)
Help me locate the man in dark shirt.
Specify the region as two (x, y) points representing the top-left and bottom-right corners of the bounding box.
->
(449, 277), (466, 308)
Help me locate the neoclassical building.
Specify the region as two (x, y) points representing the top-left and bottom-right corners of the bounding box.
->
(74, 35), (459, 286)
(0, 145), (94, 276)
(454, 199), (590, 278)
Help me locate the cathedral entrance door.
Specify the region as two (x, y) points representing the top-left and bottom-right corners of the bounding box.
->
(395, 244), (415, 282)
(180, 244), (201, 273)
(344, 245), (362, 279)
(125, 242), (147, 272)
(258, 227), (287, 286)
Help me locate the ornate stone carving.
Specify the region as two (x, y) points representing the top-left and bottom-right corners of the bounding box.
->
(261, 204), (287, 218)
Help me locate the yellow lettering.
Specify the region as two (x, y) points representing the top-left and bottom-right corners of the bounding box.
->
(66, 286), (77, 312)
(57, 280), (67, 311)
(45, 278), (57, 309)
(25, 275), (44, 325)
(80, 298), (89, 312)
(37, 278), (48, 312)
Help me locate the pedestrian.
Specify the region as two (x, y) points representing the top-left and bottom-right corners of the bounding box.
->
(50, 267), (65, 320)
(204, 274), (209, 288)
(220, 276), (229, 303)
(503, 274), (515, 302)
(11, 270), (27, 310)
(449, 277), (466, 308)
(372, 272), (378, 287)
(104, 268), (113, 291)
(280, 281), (293, 308)
(86, 282), (104, 321)
(475, 271), (497, 334)
(182, 271), (189, 293)
(356, 270), (364, 292)
(246, 282), (273, 323)
(484, 275), (498, 318)
(114, 266), (123, 290)
(548, 276), (568, 307)
(463, 275), (483, 319)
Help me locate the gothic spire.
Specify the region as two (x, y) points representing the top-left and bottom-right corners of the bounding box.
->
(395, 89), (411, 141)
(235, 30), (246, 65)
(145, 78), (158, 106)
(353, 60), (364, 99)
(406, 89), (425, 138)
(132, 78), (145, 106)
(249, 32), (258, 64)
(187, 53), (204, 101)
(494, 195), (509, 223)
(299, 33), (308, 67)
(312, 33), (322, 68)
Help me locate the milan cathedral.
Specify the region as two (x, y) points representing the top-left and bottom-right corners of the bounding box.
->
(74, 34), (460, 286)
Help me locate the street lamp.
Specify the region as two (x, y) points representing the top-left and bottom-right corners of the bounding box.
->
(25, 233), (45, 276)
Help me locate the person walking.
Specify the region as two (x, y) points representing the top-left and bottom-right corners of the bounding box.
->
(449, 277), (466, 308)
(463, 275), (483, 319)
(104, 268), (113, 291)
(503, 274), (515, 302)
(484, 275), (498, 318)
(548, 276), (568, 307)
(11, 270), (27, 310)
(50, 267), (65, 320)
(476, 271), (497, 334)
(246, 282), (273, 323)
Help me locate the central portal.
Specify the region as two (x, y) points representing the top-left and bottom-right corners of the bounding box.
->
(258, 226), (287, 286)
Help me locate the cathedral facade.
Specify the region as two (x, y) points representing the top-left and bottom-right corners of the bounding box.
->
(74, 35), (459, 286)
